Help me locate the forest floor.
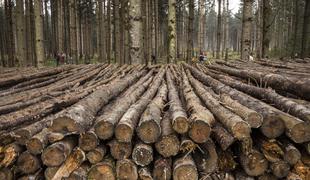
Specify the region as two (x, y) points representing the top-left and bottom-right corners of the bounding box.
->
(0, 59), (310, 180)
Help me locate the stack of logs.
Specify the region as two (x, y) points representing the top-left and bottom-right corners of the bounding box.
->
(0, 60), (309, 180)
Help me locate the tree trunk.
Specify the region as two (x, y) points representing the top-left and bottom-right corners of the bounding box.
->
(187, 0), (194, 62)
(301, 0), (310, 58)
(34, 0), (45, 68)
(129, 0), (143, 64)
(69, 0), (78, 64)
(262, 0), (271, 58)
(216, 0), (222, 59)
(114, 0), (121, 64)
(241, 0), (253, 60)
(168, 0), (176, 63)
(16, 0), (26, 66)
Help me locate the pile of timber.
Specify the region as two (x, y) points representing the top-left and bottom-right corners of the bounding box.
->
(0, 61), (309, 180)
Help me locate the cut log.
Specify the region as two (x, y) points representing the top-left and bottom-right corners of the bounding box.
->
(192, 139), (218, 174)
(138, 167), (153, 180)
(86, 145), (107, 164)
(132, 142), (153, 167)
(26, 128), (50, 155)
(218, 148), (237, 172)
(41, 136), (77, 167)
(87, 157), (116, 180)
(185, 64), (285, 139)
(18, 170), (44, 180)
(235, 171), (255, 180)
(0, 168), (13, 180)
(108, 139), (132, 160)
(44, 167), (59, 180)
(185, 69), (251, 140)
(240, 149), (269, 176)
(219, 94), (263, 128)
(116, 159), (138, 180)
(173, 155), (198, 180)
(51, 147), (86, 180)
(181, 69), (215, 143)
(211, 123), (235, 150)
(0, 143), (23, 168)
(155, 113), (180, 158)
(79, 128), (99, 152)
(153, 157), (172, 180)
(292, 161), (310, 180)
(94, 70), (154, 140)
(257, 173), (277, 180)
(66, 162), (90, 180)
(280, 140), (301, 166)
(270, 160), (290, 178)
(286, 172), (303, 180)
(115, 68), (165, 143)
(166, 70), (189, 134)
(50, 69), (147, 134)
(137, 80), (168, 144)
(17, 151), (41, 174)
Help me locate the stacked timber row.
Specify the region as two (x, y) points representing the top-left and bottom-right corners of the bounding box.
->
(0, 60), (309, 180)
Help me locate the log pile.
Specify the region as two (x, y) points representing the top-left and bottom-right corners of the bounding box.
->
(0, 61), (310, 180)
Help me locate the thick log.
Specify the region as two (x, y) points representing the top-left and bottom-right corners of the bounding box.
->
(211, 123), (235, 150)
(115, 69), (165, 143)
(66, 162), (90, 180)
(0, 168), (13, 180)
(137, 81), (168, 144)
(116, 159), (138, 180)
(86, 145), (107, 164)
(155, 113), (180, 158)
(219, 94), (263, 128)
(78, 128), (99, 152)
(185, 64), (285, 139)
(270, 160), (290, 178)
(173, 155), (198, 180)
(207, 64), (310, 100)
(41, 136), (77, 167)
(50, 70), (147, 134)
(281, 140), (301, 166)
(26, 128), (50, 155)
(166, 70), (189, 134)
(181, 69), (215, 143)
(108, 139), (132, 160)
(138, 167), (153, 180)
(17, 151), (41, 174)
(240, 149), (269, 176)
(132, 142), (153, 166)
(186, 69), (251, 140)
(51, 148), (86, 180)
(153, 157), (172, 180)
(94, 71), (154, 140)
(0, 143), (23, 168)
(192, 139), (218, 174)
(87, 157), (116, 180)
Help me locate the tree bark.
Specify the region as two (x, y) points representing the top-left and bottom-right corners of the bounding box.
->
(216, 0), (222, 59)
(34, 0), (45, 67)
(168, 0), (176, 63)
(301, 0), (310, 58)
(241, 0), (253, 60)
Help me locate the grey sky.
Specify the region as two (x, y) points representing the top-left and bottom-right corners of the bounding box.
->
(215, 0), (241, 14)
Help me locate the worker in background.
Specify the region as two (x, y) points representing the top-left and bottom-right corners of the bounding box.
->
(199, 52), (204, 63)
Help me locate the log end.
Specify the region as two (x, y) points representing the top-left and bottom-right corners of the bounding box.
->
(115, 124), (133, 143)
(108, 140), (132, 160)
(188, 120), (211, 143)
(94, 121), (114, 140)
(247, 112), (263, 128)
(26, 138), (44, 155)
(88, 162), (116, 180)
(232, 121), (251, 140)
(271, 160), (290, 178)
(173, 116), (189, 134)
(132, 144), (153, 167)
(260, 115), (285, 139)
(14, 130), (31, 145)
(137, 121), (161, 144)
(240, 150), (269, 176)
(155, 135), (180, 158)
(79, 131), (98, 152)
(0, 168), (13, 180)
(284, 147), (301, 166)
(287, 122), (310, 143)
(17, 151), (41, 174)
(116, 159), (138, 180)
(86, 148), (105, 164)
(173, 164), (198, 180)
(42, 145), (66, 167)
(51, 117), (79, 133)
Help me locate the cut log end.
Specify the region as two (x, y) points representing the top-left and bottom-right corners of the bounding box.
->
(260, 115), (285, 139)
(0, 168), (13, 180)
(108, 140), (132, 160)
(132, 144), (153, 167)
(240, 150), (269, 176)
(79, 132), (98, 152)
(51, 117), (79, 133)
(172, 116), (189, 134)
(284, 146), (301, 166)
(86, 146), (107, 164)
(155, 135), (180, 158)
(188, 120), (211, 143)
(26, 138), (44, 155)
(247, 112), (263, 128)
(17, 152), (41, 174)
(288, 122), (310, 143)
(94, 121), (114, 140)
(115, 124), (133, 143)
(232, 122), (251, 140)
(271, 160), (290, 178)
(173, 164), (198, 180)
(137, 121), (161, 143)
(87, 163), (115, 180)
(116, 159), (138, 180)
(42, 146), (66, 167)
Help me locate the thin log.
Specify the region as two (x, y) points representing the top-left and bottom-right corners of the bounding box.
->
(155, 113), (180, 158)
(79, 128), (99, 152)
(44, 167), (59, 180)
(270, 160), (290, 178)
(132, 142), (153, 167)
(211, 123), (235, 151)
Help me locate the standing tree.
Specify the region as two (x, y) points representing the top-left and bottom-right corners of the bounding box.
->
(301, 0), (310, 58)
(187, 0), (194, 62)
(34, 0), (45, 67)
(129, 0), (143, 64)
(168, 0), (176, 63)
(216, 0), (222, 59)
(69, 0), (78, 64)
(16, 0), (26, 66)
(241, 0), (253, 60)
